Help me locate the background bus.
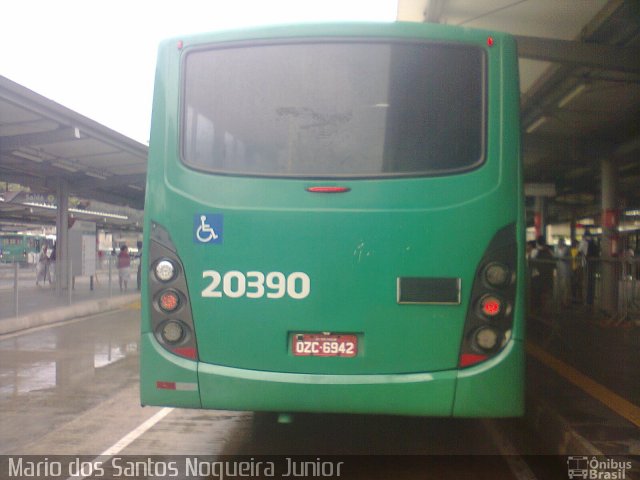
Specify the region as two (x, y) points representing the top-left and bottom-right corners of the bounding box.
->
(0, 233), (45, 265)
(141, 22), (525, 417)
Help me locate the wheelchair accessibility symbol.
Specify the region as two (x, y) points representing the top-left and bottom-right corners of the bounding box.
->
(194, 214), (223, 244)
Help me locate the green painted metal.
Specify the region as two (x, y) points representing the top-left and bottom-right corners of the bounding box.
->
(141, 22), (524, 416)
(454, 339), (525, 416)
(140, 334), (201, 408)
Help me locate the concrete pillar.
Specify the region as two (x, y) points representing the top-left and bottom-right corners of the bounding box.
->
(600, 158), (619, 313)
(55, 179), (69, 297)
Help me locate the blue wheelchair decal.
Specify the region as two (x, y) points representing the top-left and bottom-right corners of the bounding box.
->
(194, 214), (223, 244)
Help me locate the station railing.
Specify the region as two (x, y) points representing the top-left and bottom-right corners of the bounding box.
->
(0, 256), (140, 321)
(528, 255), (640, 324)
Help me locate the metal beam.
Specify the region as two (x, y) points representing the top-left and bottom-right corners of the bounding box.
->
(71, 173), (146, 192)
(0, 171), (48, 190)
(0, 127), (83, 152)
(72, 189), (144, 210)
(523, 134), (613, 160)
(515, 35), (640, 74)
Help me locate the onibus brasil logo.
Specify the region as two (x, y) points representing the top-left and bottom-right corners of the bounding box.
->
(567, 456), (633, 479)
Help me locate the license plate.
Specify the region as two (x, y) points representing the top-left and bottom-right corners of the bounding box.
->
(292, 333), (358, 358)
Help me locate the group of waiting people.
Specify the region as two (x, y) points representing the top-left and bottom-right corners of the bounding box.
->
(35, 243), (132, 292)
(528, 229), (599, 311)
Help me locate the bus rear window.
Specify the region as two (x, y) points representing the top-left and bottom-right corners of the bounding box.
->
(182, 41), (485, 178)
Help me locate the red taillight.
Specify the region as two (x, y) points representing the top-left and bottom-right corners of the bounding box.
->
(480, 295), (502, 317)
(306, 186), (351, 193)
(487, 36), (494, 47)
(172, 347), (197, 359)
(159, 291), (179, 312)
(459, 353), (488, 367)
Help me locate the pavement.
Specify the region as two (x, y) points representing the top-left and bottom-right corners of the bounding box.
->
(526, 306), (640, 458)
(1, 268), (638, 461)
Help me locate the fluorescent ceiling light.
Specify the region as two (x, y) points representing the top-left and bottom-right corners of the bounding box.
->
(85, 171), (107, 180)
(70, 208), (128, 220)
(52, 161), (78, 172)
(558, 84), (587, 108)
(12, 150), (43, 162)
(23, 201), (128, 220)
(525, 116), (548, 134)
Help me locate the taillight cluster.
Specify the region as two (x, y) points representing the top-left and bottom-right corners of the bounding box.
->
(459, 224), (518, 368)
(148, 222), (198, 360)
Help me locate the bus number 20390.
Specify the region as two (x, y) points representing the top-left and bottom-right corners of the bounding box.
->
(202, 270), (310, 300)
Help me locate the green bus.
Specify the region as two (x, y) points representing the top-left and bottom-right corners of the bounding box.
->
(141, 22), (525, 417)
(0, 234), (44, 264)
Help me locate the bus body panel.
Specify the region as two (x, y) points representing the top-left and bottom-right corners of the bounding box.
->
(140, 333), (523, 416)
(157, 180), (514, 375)
(140, 334), (201, 408)
(141, 22), (525, 416)
(453, 338), (525, 416)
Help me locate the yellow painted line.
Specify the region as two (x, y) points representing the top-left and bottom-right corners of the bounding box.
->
(126, 300), (141, 310)
(526, 341), (640, 428)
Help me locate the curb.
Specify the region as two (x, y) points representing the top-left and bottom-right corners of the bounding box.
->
(525, 392), (603, 456)
(0, 293), (140, 335)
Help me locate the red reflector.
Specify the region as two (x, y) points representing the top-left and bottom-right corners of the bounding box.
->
(459, 353), (488, 367)
(306, 186), (350, 193)
(156, 381), (176, 390)
(481, 296), (501, 316)
(487, 36), (494, 47)
(172, 347), (197, 359)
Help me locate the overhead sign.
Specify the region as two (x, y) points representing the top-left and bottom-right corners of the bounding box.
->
(524, 183), (556, 197)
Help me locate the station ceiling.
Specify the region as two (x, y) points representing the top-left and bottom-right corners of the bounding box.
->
(403, 0), (640, 222)
(1, 0), (640, 228)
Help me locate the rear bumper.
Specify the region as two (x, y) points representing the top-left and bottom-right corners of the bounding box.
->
(140, 334), (524, 417)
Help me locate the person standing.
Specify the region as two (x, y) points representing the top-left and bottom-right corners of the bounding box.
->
(530, 236), (553, 312)
(579, 228), (599, 305)
(36, 244), (51, 286)
(570, 239), (582, 303)
(117, 245), (131, 292)
(49, 243), (56, 283)
(554, 237), (571, 307)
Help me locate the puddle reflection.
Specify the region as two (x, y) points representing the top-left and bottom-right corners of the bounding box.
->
(0, 315), (139, 399)
(0, 361), (56, 395)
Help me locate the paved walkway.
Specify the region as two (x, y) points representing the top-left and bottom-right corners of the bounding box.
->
(527, 306), (640, 456)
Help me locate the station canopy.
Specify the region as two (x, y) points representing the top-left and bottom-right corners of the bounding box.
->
(0, 75), (147, 230)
